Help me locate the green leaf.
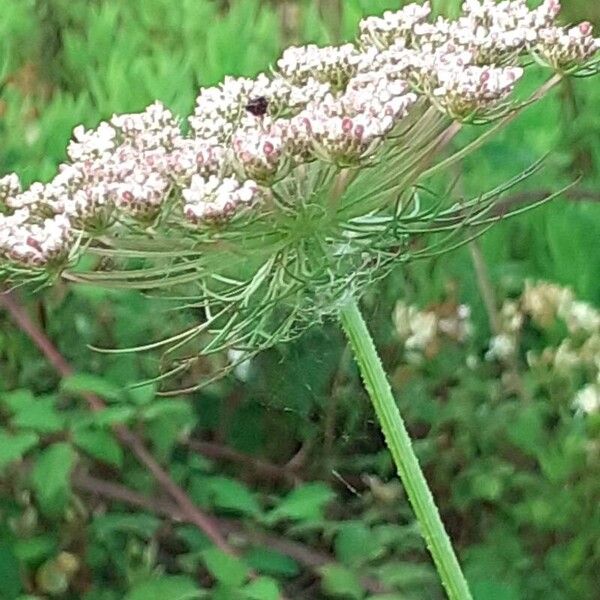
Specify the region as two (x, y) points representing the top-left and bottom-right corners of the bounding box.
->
(335, 523), (380, 567)
(141, 398), (192, 420)
(12, 396), (64, 433)
(31, 443), (76, 517)
(0, 389), (35, 413)
(207, 476), (261, 516)
(0, 542), (23, 599)
(72, 428), (123, 468)
(124, 575), (200, 600)
(92, 513), (161, 540)
(243, 576), (280, 600)
(13, 536), (57, 565)
(201, 548), (248, 587)
(320, 564), (365, 599)
(0, 431), (39, 471)
(62, 373), (123, 403)
(245, 547), (300, 578)
(266, 482), (335, 524)
(84, 405), (136, 426)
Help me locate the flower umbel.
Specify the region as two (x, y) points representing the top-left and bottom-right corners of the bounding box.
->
(0, 0), (598, 368)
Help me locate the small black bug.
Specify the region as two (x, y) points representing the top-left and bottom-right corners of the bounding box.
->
(245, 96), (269, 117)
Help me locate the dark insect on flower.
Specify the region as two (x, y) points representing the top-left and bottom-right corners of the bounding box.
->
(245, 96), (269, 117)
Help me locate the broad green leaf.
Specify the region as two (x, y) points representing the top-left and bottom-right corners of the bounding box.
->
(207, 476), (261, 516)
(124, 575), (200, 600)
(0, 431), (39, 471)
(245, 547), (300, 578)
(0, 389), (35, 412)
(141, 398), (193, 420)
(243, 576), (280, 600)
(320, 564), (365, 599)
(13, 535), (57, 565)
(335, 523), (380, 567)
(127, 383), (156, 405)
(266, 482), (335, 524)
(201, 548), (248, 587)
(62, 373), (123, 403)
(12, 396), (64, 433)
(72, 428), (123, 468)
(31, 443), (76, 517)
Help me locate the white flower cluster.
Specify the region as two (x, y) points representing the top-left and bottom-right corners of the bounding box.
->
(360, 2), (432, 49)
(277, 44), (363, 87)
(0, 210), (73, 267)
(482, 281), (600, 415)
(0, 1), (597, 270)
(573, 384), (600, 416)
(432, 64), (523, 117)
(394, 300), (472, 358)
(182, 175), (259, 224)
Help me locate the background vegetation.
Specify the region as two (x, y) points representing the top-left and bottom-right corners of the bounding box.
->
(0, 1), (599, 598)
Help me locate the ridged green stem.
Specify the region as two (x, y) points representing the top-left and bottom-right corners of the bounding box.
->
(339, 298), (472, 600)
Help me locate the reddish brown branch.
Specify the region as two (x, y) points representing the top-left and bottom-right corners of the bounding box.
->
(188, 440), (303, 486)
(73, 471), (387, 595)
(0, 290), (232, 554)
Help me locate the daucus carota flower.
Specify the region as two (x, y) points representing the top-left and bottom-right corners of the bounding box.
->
(432, 64), (523, 118)
(182, 175), (260, 224)
(0, 211), (73, 267)
(277, 44), (363, 88)
(0, 0), (598, 366)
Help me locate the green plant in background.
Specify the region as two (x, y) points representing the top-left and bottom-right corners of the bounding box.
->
(1, 1), (600, 599)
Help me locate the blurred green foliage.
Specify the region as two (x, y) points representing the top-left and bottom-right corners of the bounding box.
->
(0, 0), (599, 598)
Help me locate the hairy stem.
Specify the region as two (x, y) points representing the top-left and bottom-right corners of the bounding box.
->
(339, 298), (472, 600)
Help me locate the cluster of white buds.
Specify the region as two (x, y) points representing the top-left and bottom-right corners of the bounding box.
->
(189, 76), (270, 142)
(111, 101), (181, 151)
(189, 74), (331, 142)
(432, 65), (523, 118)
(0, 211), (73, 267)
(359, 2), (432, 49)
(277, 44), (363, 88)
(0, 173), (22, 207)
(521, 280), (600, 335)
(67, 122), (117, 162)
(393, 280), (600, 417)
(182, 175), (260, 224)
(486, 280), (600, 385)
(535, 22), (600, 69)
(232, 120), (286, 182)
(0, 1), (597, 272)
(343, 72), (417, 123)
(394, 300), (472, 358)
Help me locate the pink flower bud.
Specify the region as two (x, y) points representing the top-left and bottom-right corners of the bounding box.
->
(26, 237), (42, 252)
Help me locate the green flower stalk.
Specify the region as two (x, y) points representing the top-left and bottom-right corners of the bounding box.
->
(1, 1), (599, 598)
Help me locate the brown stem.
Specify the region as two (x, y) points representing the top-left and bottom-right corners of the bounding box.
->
(73, 471), (387, 595)
(189, 440), (302, 486)
(0, 290), (232, 554)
